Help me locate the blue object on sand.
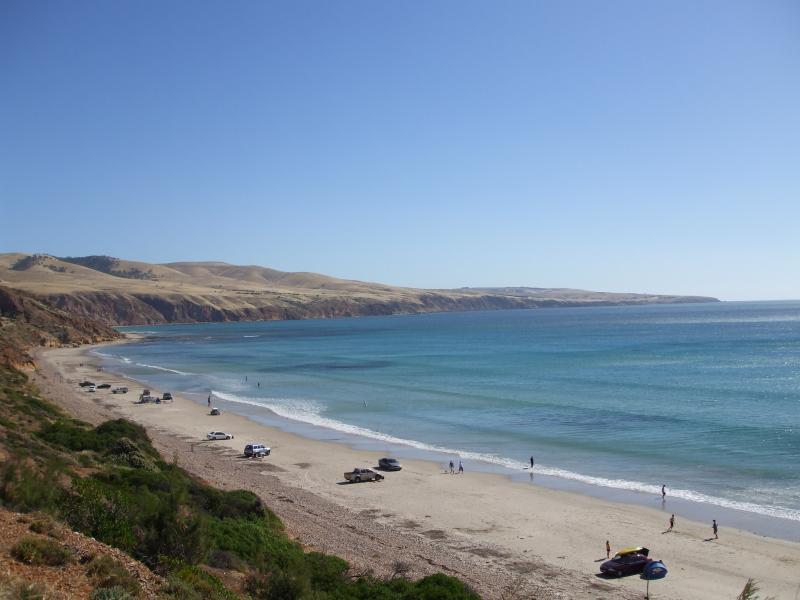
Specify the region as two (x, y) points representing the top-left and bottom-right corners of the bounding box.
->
(643, 561), (668, 580)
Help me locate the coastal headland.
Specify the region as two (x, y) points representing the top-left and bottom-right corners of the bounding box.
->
(0, 253), (718, 326)
(33, 339), (800, 600)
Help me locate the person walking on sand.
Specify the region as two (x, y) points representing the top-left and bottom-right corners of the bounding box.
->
(668, 514), (674, 531)
(449, 460), (454, 474)
(605, 540), (611, 558)
(712, 519), (718, 539)
(458, 460), (464, 474)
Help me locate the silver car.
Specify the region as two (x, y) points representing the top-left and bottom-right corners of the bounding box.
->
(207, 431), (234, 440)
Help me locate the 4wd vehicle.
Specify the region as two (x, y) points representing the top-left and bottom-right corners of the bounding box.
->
(244, 443), (271, 457)
(112, 387), (128, 394)
(600, 547), (651, 577)
(344, 467), (384, 483)
(78, 381), (95, 387)
(96, 383), (111, 389)
(209, 407), (221, 415)
(378, 457), (402, 471)
(162, 392), (173, 401)
(207, 431), (234, 440)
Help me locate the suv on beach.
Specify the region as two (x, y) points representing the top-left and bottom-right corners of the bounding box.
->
(378, 457), (402, 471)
(244, 443), (270, 458)
(162, 392), (173, 401)
(112, 387), (128, 394)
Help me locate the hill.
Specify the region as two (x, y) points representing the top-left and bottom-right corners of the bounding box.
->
(0, 253), (718, 326)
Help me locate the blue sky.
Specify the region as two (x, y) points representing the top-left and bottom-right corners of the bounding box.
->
(1, 1), (798, 300)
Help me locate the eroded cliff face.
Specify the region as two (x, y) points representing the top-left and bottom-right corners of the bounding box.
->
(36, 289), (714, 327)
(0, 287), (121, 368)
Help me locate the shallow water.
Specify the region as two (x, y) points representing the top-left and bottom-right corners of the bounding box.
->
(99, 301), (800, 536)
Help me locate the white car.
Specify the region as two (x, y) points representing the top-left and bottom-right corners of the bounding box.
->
(207, 431), (234, 440)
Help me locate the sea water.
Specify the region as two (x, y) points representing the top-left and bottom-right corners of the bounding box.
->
(96, 301), (800, 539)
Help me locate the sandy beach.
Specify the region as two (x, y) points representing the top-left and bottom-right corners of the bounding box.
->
(32, 341), (800, 600)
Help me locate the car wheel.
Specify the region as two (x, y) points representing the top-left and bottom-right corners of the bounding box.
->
(354, 476), (361, 483)
(616, 571), (622, 578)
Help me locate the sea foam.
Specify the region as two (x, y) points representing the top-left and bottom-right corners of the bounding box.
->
(211, 391), (800, 523)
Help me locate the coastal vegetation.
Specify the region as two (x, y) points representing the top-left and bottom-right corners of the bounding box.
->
(0, 361), (478, 599)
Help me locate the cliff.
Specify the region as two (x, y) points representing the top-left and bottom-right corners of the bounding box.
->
(0, 253), (718, 327)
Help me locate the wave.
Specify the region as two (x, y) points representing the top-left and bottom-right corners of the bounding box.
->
(134, 362), (192, 376)
(210, 391), (800, 523)
(243, 335), (259, 338)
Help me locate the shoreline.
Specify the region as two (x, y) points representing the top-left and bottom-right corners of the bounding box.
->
(95, 333), (800, 542)
(33, 339), (800, 600)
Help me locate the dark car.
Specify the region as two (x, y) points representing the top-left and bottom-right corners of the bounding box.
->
(162, 392), (173, 401)
(97, 383), (111, 389)
(600, 547), (651, 577)
(78, 381), (95, 387)
(378, 457), (402, 471)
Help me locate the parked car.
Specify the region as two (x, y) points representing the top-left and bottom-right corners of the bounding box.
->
(344, 467), (384, 483)
(162, 392), (173, 401)
(600, 547), (651, 577)
(112, 387), (128, 394)
(210, 407), (221, 415)
(207, 431), (234, 440)
(244, 443), (271, 458)
(378, 457), (402, 471)
(138, 395), (156, 403)
(78, 381), (95, 387)
(86, 386), (96, 392)
(96, 383), (111, 389)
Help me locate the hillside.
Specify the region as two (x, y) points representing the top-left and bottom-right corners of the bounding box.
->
(0, 253), (718, 326)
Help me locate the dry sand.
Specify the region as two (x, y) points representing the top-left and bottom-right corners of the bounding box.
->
(32, 341), (800, 600)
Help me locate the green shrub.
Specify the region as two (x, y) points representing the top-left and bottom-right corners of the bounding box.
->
(90, 587), (136, 600)
(0, 461), (65, 513)
(0, 577), (57, 600)
(409, 573), (480, 600)
(86, 555), (141, 597)
(205, 549), (242, 571)
(164, 566), (238, 600)
(28, 516), (62, 539)
(11, 536), (73, 566)
(305, 552), (348, 593)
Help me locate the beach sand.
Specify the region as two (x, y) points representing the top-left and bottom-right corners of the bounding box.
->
(32, 342), (800, 600)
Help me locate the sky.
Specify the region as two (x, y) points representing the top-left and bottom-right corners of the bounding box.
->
(1, 1), (799, 300)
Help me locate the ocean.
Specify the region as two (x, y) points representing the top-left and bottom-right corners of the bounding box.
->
(96, 301), (800, 539)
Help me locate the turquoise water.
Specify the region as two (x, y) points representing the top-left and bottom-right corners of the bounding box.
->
(99, 302), (800, 533)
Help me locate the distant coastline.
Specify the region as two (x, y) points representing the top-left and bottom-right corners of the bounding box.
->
(0, 252), (718, 327)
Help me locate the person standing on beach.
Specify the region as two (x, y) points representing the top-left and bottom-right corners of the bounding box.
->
(712, 519), (718, 539)
(605, 540), (611, 558)
(207, 394), (211, 408)
(668, 514), (674, 531)
(449, 460), (454, 474)
(458, 460), (464, 474)
(530, 456), (534, 469)
(661, 484), (666, 499)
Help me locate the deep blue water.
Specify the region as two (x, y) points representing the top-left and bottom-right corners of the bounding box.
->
(100, 302), (800, 527)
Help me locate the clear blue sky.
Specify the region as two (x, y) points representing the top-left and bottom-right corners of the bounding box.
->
(2, 1), (798, 300)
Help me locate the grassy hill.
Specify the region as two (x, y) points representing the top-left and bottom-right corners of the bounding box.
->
(0, 253), (718, 326)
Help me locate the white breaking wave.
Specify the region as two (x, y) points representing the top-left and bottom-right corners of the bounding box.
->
(210, 391), (800, 523)
(134, 362), (192, 376)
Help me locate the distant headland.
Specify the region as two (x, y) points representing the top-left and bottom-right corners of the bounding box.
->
(0, 253), (718, 326)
